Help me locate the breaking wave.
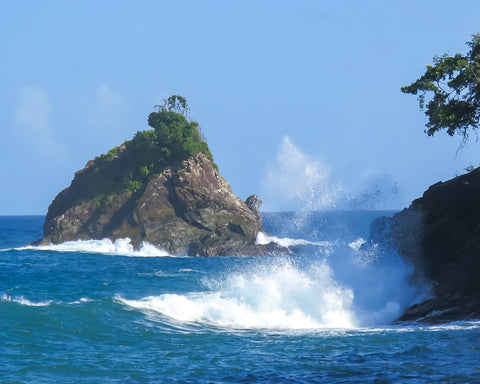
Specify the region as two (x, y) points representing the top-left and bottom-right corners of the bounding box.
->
(256, 231), (331, 248)
(17, 238), (170, 257)
(118, 235), (419, 330)
(1, 294), (52, 307)
(118, 259), (356, 329)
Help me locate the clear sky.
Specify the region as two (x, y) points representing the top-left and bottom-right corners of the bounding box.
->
(2, 0), (480, 214)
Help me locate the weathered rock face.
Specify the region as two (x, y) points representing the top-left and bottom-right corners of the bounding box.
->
(245, 194), (262, 220)
(371, 168), (480, 323)
(38, 153), (270, 256)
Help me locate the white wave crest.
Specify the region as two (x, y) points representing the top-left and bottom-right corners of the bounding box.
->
(178, 269), (203, 274)
(118, 259), (356, 330)
(255, 232), (332, 248)
(348, 237), (367, 251)
(1, 294), (52, 307)
(19, 238), (170, 257)
(68, 297), (93, 305)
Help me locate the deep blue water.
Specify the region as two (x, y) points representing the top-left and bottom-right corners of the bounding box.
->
(1, 213), (480, 383)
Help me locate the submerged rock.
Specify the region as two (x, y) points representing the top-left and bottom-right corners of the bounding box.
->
(37, 152), (279, 256)
(371, 168), (480, 323)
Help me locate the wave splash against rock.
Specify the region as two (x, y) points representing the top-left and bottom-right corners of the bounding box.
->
(37, 152), (277, 256)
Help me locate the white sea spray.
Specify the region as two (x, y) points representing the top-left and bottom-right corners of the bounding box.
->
(18, 238), (170, 257)
(255, 231), (332, 248)
(262, 136), (343, 211)
(118, 258), (356, 330)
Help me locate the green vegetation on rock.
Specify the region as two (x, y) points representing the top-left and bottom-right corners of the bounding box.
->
(83, 96), (216, 201)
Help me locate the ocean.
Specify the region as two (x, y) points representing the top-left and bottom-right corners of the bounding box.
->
(1, 212), (480, 383)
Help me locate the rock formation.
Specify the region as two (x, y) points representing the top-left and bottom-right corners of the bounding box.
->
(245, 194), (262, 220)
(37, 152), (275, 256)
(371, 168), (480, 323)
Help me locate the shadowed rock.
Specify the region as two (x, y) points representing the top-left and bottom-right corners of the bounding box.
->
(371, 168), (480, 323)
(245, 194), (262, 219)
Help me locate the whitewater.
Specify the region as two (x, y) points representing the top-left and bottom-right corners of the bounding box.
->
(1, 213), (480, 383)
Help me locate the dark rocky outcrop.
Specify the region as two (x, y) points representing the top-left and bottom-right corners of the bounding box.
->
(36, 152), (279, 256)
(245, 194), (262, 220)
(371, 168), (480, 323)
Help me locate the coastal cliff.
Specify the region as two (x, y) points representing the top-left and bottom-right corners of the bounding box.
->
(36, 99), (274, 256)
(371, 169), (480, 323)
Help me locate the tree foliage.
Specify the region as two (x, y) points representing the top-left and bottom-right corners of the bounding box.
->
(84, 96), (215, 198)
(401, 34), (480, 141)
(147, 109), (213, 163)
(154, 95), (190, 120)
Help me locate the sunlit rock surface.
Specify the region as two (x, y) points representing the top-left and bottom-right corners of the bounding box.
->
(37, 153), (277, 256)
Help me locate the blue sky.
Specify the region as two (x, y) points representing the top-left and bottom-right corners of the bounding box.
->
(1, 0), (480, 214)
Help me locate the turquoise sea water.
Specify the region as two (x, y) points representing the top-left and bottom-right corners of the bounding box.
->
(1, 213), (480, 383)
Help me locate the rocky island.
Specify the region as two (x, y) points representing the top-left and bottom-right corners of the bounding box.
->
(35, 96), (276, 256)
(371, 169), (480, 323)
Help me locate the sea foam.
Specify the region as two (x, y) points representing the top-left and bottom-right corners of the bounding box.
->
(256, 231), (332, 248)
(19, 238), (170, 257)
(1, 294), (52, 307)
